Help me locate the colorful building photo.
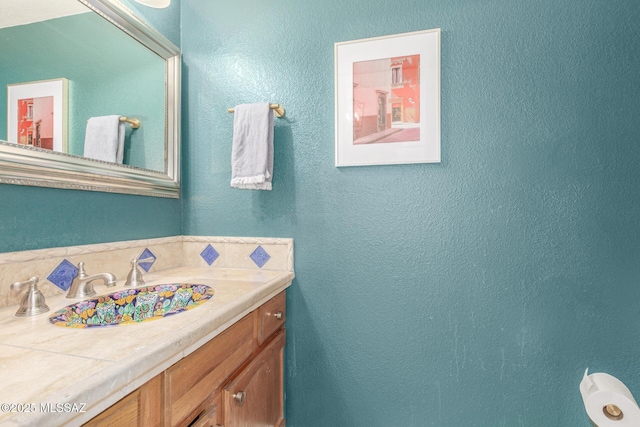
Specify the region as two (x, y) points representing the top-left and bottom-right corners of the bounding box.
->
(352, 54), (420, 144)
(16, 96), (54, 149)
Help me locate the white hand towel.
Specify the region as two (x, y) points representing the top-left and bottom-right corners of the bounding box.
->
(230, 103), (274, 190)
(83, 115), (125, 164)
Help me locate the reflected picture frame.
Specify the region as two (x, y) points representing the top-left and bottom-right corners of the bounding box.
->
(7, 78), (68, 153)
(334, 29), (440, 167)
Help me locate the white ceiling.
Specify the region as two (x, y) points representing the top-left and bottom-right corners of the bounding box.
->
(0, 0), (89, 29)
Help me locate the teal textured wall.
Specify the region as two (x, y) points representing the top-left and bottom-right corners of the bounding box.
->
(0, 5), (181, 253)
(181, 0), (640, 425)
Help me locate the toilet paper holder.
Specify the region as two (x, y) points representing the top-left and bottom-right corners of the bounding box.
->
(581, 369), (640, 426)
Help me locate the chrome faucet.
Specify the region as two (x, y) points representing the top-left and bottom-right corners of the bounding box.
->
(66, 262), (117, 299)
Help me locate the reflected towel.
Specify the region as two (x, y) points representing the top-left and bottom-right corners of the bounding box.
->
(230, 103), (273, 190)
(83, 115), (125, 164)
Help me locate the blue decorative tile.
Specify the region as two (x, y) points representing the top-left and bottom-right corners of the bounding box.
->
(47, 259), (79, 291)
(250, 246), (271, 268)
(200, 244), (220, 266)
(138, 248), (156, 272)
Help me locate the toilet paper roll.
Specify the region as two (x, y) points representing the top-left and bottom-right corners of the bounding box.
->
(580, 369), (640, 426)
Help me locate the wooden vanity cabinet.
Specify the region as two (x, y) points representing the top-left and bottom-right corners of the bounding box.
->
(83, 291), (286, 427)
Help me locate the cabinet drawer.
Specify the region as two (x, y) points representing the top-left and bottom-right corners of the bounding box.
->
(189, 403), (218, 427)
(257, 291), (286, 345)
(165, 314), (254, 426)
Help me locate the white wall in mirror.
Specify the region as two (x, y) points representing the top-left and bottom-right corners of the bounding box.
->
(0, 0), (88, 28)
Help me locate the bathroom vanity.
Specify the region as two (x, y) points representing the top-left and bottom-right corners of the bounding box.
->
(86, 291), (286, 427)
(0, 236), (294, 427)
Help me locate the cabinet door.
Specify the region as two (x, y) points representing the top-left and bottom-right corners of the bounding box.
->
(222, 330), (285, 427)
(83, 374), (163, 427)
(165, 314), (254, 426)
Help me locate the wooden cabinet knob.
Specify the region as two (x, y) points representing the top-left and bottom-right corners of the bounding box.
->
(273, 311), (283, 320)
(233, 391), (246, 406)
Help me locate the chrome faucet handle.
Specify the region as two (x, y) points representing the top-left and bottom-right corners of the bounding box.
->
(77, 261), (88, 279)
(124, 257), (154, 287)
(11, 277), (50, 317)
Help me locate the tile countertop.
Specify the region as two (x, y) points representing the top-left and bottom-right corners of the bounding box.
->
(0, 266), (294, 427)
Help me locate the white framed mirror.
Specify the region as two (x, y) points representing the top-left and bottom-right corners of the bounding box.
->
(0, 0), (180, 198)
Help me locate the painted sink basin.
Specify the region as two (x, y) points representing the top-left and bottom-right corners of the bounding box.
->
(49, 283), (214, 328)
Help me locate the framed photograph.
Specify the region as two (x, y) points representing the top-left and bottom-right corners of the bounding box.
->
(7, 78), (68, 153)
(335, 29), (440, 167)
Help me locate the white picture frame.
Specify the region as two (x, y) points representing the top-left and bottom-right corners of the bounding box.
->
(335, 29), (440, 167)
(7, 78), (68, 153)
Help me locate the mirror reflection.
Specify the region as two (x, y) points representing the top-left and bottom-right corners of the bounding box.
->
(0, 0), (166, 172)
